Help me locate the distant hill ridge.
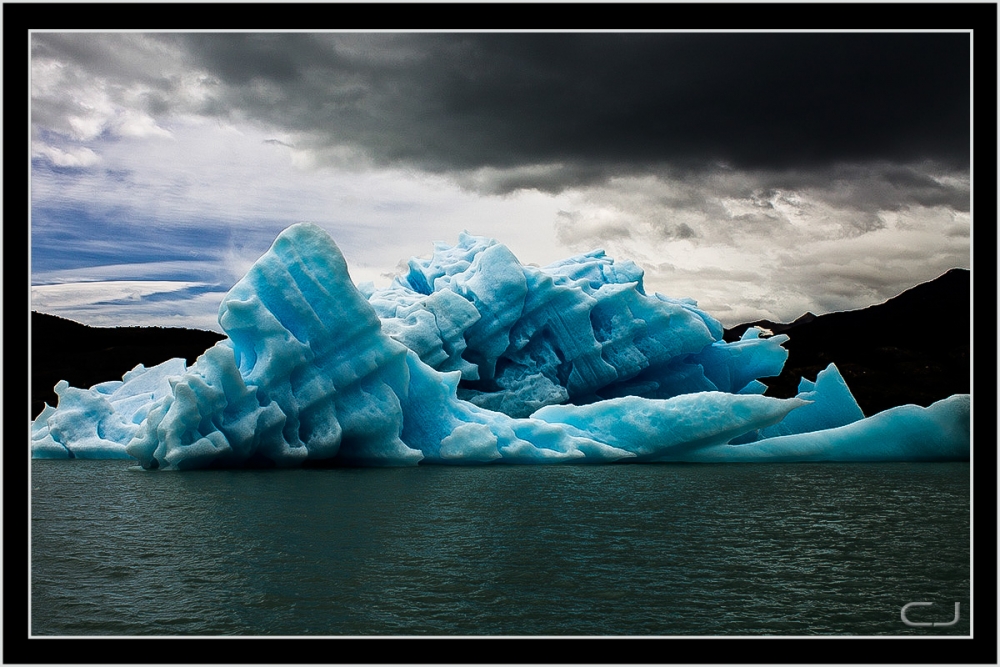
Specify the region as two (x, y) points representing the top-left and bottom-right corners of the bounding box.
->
(31, 313), (225, 419)
(30, 268), (970, 419)
(724, 268), (970, 416)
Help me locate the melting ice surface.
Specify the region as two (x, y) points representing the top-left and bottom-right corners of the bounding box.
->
(31, 224), (970, 469)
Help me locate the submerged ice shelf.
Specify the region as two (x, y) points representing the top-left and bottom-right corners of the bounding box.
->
(31, 224), (970, 469)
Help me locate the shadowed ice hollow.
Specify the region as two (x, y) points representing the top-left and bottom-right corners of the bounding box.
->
(31, 223), (970, 469)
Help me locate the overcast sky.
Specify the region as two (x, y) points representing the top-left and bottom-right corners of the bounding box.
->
(30, 31), (971, 333)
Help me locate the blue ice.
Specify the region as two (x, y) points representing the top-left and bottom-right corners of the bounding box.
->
(31, 223), (970, 468)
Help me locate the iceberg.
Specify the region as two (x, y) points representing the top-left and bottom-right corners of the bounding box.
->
(30, 359), (187, 459)
(367, 232), (790, 418)
(31, 223), (970, 468)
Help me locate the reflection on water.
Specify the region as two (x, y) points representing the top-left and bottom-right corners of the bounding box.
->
(31, 459), (970, 635)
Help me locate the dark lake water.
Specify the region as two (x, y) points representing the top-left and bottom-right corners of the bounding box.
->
(30, 459), (971, 636)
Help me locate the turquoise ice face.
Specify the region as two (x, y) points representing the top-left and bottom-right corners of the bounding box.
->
(32, 223), (969, 468)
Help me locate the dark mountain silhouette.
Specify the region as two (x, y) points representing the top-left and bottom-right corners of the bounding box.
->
(31, 312), (225, 419)
(30, 268), (970, 421)
(724, 268), (970, 416)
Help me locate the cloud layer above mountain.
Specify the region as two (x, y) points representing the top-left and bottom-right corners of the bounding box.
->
(30, 32), (971, 330)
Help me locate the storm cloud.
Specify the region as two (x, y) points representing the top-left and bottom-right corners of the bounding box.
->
(32, 32), (970, 187)
(29, 31), (973, 329)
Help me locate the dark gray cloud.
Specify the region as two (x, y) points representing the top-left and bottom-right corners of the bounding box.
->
(754, 163), (971, 213)
(32, 32), (970, 194)
(28, 31), (974, 330)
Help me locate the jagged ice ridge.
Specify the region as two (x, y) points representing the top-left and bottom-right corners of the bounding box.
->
(31, 224), (970, 469)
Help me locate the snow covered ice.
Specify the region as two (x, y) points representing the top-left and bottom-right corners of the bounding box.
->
(31, 223), (971, 469)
